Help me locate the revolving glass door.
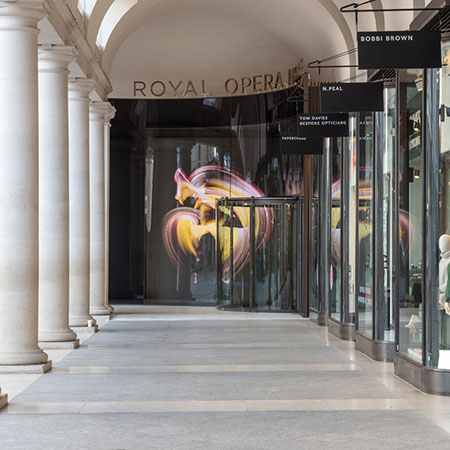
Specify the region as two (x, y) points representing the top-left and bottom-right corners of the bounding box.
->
(216, 197), (301, 312)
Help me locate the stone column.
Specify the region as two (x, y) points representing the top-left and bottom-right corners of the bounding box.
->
(38, 45), (79, 349)
(89, 102), (111, 316)
(68, 78), (98, 331)
(104, 104), (116, 313)
(0, 1), (50, 371)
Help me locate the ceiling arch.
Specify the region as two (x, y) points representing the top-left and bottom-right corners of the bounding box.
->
(74, 0), (421, 97)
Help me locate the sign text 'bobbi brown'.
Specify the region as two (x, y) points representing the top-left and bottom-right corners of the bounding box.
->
(358, 31), (442, 70)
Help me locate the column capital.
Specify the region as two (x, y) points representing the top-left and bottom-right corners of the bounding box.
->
(89, 101), (111, 122)
(38, 45), (77, 73)
(104, 103), (116, 124)
(0, 1), (45, 29)
(69, 78), (96, 101)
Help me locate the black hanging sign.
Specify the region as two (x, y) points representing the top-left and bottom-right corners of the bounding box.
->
(280, 137), (323, 155)
(296, 113), (349, 138)
(320, 82), (384, 113)
(358, 31), (442, 70)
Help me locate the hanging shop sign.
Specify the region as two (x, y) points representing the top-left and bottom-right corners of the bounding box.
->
(280, 137), (324, 155)
(357, 31), (442, 70)
(320, 82), (384, 113)
(296, 113), (349, 138)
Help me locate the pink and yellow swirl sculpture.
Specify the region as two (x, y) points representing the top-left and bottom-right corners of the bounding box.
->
(162, 166), (273, 280)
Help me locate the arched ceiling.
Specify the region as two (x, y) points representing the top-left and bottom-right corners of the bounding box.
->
(72, 0), (421, 98)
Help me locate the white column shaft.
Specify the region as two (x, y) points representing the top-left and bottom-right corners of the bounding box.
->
(0, 2), (48, 365)
(38, 46), (78, 344)
(69, 79), (97, 327)
(89, 102), (111, 316)
(104, 105), (115, 313)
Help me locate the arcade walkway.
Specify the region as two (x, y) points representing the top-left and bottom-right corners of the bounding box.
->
(1, 306), (450, 449)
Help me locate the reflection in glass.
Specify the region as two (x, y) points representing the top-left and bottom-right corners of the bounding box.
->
(347, 115), (357, 321)
(380, 86), (396, 342)
(217, 198), (300, 311)
(398, 69), (424, 364)
(330, 138), (342, 321)
(357, 113), (374, 337)
(436, 42), (450, 368)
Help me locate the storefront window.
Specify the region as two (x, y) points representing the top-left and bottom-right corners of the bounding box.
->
(357, 113), (374, 337)
(330, 138), (342, 321)
(311, 155), (320, 312)
(346, 115), (357, 322)
(435, 41), (450, 368)
(380, 86), (396, 342)
(398, 69), (424, 364)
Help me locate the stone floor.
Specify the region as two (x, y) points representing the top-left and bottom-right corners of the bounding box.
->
(1, 305), (450, 449)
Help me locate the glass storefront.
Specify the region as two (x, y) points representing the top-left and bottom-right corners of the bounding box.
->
(379, 86), (396, 343)
(354, 84), (397, 361)
(357, 113), (374, 338)
(397, 69), (425, 365)
(110, 89), (317, 314)
(346, 115), (358, 324)
(330, 138), (342, 322)
(436, 40), (450, 368)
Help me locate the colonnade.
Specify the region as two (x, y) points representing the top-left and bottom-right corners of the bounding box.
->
(0, 1), (115, 407)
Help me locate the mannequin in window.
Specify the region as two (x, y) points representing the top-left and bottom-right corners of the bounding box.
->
(439, 234), (450, 349)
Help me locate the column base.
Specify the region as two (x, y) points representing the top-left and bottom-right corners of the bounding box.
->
(0, 361), (52, 374)
(38, 329), (78, 343)
(106, 304), (114, 313)
(69, 316), (97, 328)
(71, 324), (99, 335)
(0, 394), (7, 410)
(39, 339), (79, 350)
(90, 306), (111, 316)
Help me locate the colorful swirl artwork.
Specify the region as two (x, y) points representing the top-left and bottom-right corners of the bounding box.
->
(162, 166), (273, 280)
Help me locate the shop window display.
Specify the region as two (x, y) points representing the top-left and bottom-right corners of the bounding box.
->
(330, 138), (342, 321)
(379, 87), (396, 342)
(346, 115), (357, 323)
(357, 113), (374, 337)
(398, 68), (424, 364)
(436, 41), (450, 368)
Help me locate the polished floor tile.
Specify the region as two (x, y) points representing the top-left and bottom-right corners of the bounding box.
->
(1, 305), (450, 450)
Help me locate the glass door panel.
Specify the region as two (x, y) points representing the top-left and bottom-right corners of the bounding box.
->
(217, 198), (299, 312)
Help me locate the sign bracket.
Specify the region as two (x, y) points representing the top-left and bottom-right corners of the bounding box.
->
(341, 1), (445, 32)
(340, 1), (443, 14)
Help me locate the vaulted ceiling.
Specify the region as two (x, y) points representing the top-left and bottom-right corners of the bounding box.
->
(64, 0), (424, 97)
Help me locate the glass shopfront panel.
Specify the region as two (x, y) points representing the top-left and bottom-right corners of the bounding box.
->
(109, 93), (307, 305)
(429, 41), (450, 369)
(330, 139), (342, 321)
(379, 86), (397, 342)
(346, 115), (357, 323)
(357, 113), (374, 337)
(398, 69), (424, 364)
(311, 156), (320, 312)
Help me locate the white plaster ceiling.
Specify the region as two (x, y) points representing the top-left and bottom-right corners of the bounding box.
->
(71, 0), (424, 97)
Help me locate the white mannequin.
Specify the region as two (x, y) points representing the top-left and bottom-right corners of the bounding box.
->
(439, 234), (450, 312)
